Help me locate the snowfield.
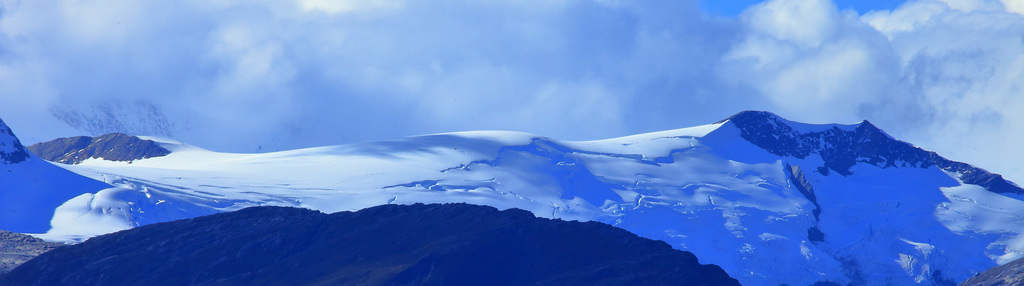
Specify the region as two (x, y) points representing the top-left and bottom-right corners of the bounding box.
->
(10, 112), (1024, 285)
(1, 119), (112, 234)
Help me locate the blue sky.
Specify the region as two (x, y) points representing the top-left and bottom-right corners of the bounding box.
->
(1, 0), (1024, 183)
(702, 0), (909, 15)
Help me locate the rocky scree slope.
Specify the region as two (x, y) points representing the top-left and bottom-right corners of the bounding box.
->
(959, 256), (1024, 286)
(0, 230), (61, 274)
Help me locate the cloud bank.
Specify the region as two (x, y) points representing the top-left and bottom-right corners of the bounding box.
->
(1, 0), (1023, 182)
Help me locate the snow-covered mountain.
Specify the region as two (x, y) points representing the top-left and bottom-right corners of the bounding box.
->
(0, 118), (112, 234)
(11, 111), (1024, 285)
(0, 118), (30, 165)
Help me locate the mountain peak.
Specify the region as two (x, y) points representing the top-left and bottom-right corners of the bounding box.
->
(0, 117), (30, 165)
(718, 110), (784, 125)
(854, 119), (893, 137)
(856, 119), (877, 130)
(719, 111), (1022, 194)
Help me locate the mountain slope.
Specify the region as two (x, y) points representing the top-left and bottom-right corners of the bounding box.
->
(1, 203), (739, 286)
(23, 110), (1024, 285)
(0, 117), (112, 234)
(0, 230), (61, 274)
(959, 256), (1024, 286)
(26, 133), (170, 164)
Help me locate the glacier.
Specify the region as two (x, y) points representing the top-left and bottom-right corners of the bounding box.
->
(8, 111), (1024, 285)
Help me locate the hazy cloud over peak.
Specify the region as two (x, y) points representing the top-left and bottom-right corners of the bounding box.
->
(1, 0), (1023, 182)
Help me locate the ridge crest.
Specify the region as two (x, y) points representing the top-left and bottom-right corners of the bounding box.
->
(722, 111), (1022, 194)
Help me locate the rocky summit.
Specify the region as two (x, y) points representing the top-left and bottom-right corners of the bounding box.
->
(0, 118), (30, 165)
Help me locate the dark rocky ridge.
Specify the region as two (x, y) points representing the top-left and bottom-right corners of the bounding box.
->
(0, 230), (61, 274)
(0, 118), (30, 165)
(1, 203), (739, 286)
(959, 256), (1024, 286)
(27, 133), (170, 164)
(724, 111), (1023, 195)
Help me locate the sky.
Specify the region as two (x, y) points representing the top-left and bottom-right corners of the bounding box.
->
(704, 0), (908, 15)
(1, 0), (1024, 183)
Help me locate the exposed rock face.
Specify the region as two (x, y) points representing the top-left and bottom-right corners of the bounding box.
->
(0, 118), (30, 165)
(0, 230), (61, 274)
(1, 203), (739, 286)
(726, 111), (1023, 194)
(959, 257), (1024, 286)
(27, 133), (170, 164)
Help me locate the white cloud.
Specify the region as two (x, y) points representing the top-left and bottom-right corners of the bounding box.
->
(937, 0), (1005, 11)
(1005, 0), (1024, 13)
(724, 0), (902, 123)
(862, 1), (950, 35)
(743, 0), (840, 49)
(298, 0), (404, 14)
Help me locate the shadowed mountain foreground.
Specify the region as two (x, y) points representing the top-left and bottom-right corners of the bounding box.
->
(1, 203), (739, 286)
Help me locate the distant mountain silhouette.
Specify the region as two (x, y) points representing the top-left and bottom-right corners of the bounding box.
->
(1, 203), (739, 286)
